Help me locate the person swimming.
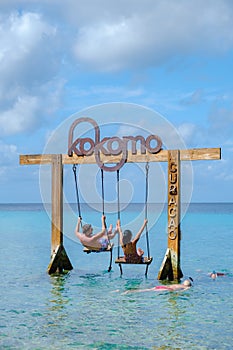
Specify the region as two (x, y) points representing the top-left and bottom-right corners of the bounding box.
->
(209, 271), (226, 279)
(123, 278), (193, 294)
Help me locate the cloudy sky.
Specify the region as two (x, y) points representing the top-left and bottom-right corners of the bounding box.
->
(0, 0), (233, 203)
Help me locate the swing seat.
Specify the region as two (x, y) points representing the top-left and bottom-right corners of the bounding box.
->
(115, 256), (153, 276)
(83, 243), (114, 254)
(115, 256), (153, 265)
(83, 243), (114, 272)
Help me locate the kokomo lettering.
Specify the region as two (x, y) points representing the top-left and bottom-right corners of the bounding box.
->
(68, 117), (162, 172)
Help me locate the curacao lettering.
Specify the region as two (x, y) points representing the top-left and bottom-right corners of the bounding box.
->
(169, 207), (176, 217)
(168, 153), (179, 240)
(169, 184), (177, 195)
(169, 173), (177, 184)
(68, 117), (162, 172)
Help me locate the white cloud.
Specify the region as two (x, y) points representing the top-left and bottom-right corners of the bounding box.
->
(180, 90), (204, 105)
(72, 0), (233, 72)
(0, 140), (18, 166)
(0, 10), (64, 136)
(0, 11), (59, 89)
(177, 123), (198, 143)
(0, 95), (39, 136)
(208, 105), (233, 137)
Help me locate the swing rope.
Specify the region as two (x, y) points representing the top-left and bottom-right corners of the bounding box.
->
(101, 169), (105, 216)
(117, 169), (120, 259)
(145, 162), (150, 258)
(100, 168), (113, 272)
(73, 164), (82, 226)
(100, 168), (109, 237)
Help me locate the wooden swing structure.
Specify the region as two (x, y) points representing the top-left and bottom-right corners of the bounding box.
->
(19, 117), (221, 280)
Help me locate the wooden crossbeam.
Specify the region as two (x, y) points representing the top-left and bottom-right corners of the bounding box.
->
(20, 147), (221, 165)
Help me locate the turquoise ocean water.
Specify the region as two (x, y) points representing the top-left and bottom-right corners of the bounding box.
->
(0, 203), (232, 349)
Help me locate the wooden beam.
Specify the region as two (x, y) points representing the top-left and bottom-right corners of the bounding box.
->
(48, 154), (73, 274)
(158, 151), (183, 281)
(20, 154), (53, 165)
(51, 154), (63, 254)
(19, 147), (221, 165)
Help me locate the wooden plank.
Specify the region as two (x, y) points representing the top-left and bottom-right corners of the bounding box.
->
(115, 257), (153, 265)
(20, 154), (53, 165)
(180, 147), (221, 161)
(19, 148), (221, 165)
(83, 243), (114, 253)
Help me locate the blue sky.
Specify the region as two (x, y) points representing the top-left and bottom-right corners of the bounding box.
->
(0, 0), (233, 203)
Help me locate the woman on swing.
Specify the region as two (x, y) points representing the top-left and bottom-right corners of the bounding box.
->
(75, 215), (118, 250)
(117, 218), (148, 263)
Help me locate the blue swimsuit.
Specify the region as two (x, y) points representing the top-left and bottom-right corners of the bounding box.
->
(99, 237), (109, 250)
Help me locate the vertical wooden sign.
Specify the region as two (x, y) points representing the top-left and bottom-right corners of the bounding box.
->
(158, 150), (183, 280)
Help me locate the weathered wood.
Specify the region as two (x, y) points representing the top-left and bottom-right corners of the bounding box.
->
(115, 256), (153, 264)
(51, 154), (63, 254)
(83, 243), (114, 253)
(19, 147), (221, 165)
(115, 256), (153, 276)
(48, 155), (73, 273)
(20, 154), (53, 165)
(157, 249), (173, 280)
(168, 150), (182, 280)
(47, 244), (73, 274)
(158, 150), (183, 281)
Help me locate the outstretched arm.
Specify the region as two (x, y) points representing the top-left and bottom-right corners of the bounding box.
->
(87, 215), (106, 242)
(116, 219), (123, 245)
(133, 218), (148, 243)
(107, 225), (118, 240)
(75, 216), (82, 240)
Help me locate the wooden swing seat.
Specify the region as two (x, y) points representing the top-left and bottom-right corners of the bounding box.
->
(83, 243), (114, 272)
(115, 256), (153, 265)
(83, 243), (114, 254)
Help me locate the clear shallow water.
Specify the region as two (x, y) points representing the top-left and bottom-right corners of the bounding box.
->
(0, 203), (232, 349)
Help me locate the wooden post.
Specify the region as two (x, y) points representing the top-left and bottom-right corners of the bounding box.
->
(47, 154), (73, 274)
(158, 150), (183, 281)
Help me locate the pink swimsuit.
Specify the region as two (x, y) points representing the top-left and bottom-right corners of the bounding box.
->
(153, 285), (172, 291)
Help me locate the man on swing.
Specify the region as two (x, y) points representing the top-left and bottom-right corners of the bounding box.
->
(75, 215), (118, 250)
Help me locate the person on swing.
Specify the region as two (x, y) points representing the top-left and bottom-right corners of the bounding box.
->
(75, 215), (118, 250)
(117, 218), (148, 263)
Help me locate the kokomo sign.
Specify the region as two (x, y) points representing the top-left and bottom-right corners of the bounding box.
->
(68, 117), (162, 171)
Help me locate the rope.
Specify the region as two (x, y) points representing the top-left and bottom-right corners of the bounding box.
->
(73, 164), (82, 226)
(145, 162), (150, 258)
(101, 169), (107, 231)
(117, 169), (120, 258)
(117, 170), (121, 221)
(101, 169), (105, 216)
